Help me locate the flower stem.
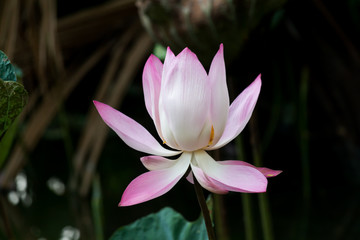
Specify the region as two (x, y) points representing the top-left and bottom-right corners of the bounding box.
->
(193, 177), (216, 240)
(212, 150), (230, 240)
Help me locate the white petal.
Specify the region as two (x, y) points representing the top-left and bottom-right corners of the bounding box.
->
(190, 163), (228, 194)
(193, 150), (267, 193)
(140, 155), (178, 171)
(159, 47), (211, 151)
(208, 44), (229, 146)
(142, 55), (163, 138)
(208, 75), (261, 150)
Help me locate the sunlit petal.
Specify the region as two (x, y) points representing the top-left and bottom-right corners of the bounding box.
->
(209, 75), (261, 150)
(208, 44), (229, 146)
(190, 164), (228, 194)
(143, 55), (162, 119)
(142, 55), (163, 138)
(194, 150), (267, 192)
(140, 155), (178, 171)
(94, 101), (180, 156)
(162, 47), (176, 74)
(119, 152), (191, 206)
(159, 47), (211, 151)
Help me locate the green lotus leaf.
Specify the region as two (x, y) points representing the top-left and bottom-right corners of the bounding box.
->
(0, 79), (27, 137)
(109, 207), (208, 240)
(0, 50), (17, 82)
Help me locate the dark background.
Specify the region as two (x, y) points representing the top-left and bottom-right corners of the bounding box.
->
(1, 0), (360, 239)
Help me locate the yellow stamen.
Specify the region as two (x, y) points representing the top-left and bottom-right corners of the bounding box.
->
(267, 174), (273, 177)
(208, 126), (215, 146)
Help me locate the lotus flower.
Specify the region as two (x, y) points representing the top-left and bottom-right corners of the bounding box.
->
(94, 44), (281, 206)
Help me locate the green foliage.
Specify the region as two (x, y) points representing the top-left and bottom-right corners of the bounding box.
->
(0, 118), (18, 168)
(92, 175), (104, 240)
(0, 50), (17, 82)
(0, 79), (27, 138)
(0, 50), (27, 138)
(109, 207), (208, 240)
(153, 44), (167, 61)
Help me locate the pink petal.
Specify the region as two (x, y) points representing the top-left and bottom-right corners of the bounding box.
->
(219, 160), (282, 178)
(155, 47), (179, 149)
(140, 155), (177, 171)
(119, 152), (191, 206)
(143, 55), (162, 119)
(186, 171), (194, 183)
(194, 150), (267, 193)
(190, 164), (228, 194)
(93, 101), (180, 156)
(208, 75), (262, 150)
(256, 167), (282, 178)
(208, 44), (229, 146)
(159, 47), (212, 151)
(142, 55), (163, 138)
(163, 47), (176, 73)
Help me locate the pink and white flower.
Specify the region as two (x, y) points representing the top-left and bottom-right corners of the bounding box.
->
(94, 44), (281, 206)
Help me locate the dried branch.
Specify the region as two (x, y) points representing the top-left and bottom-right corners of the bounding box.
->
(0, 41), (113, 189)
(79, 32), (153, 196)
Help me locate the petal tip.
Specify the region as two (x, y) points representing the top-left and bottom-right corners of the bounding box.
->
(139, 156), (149, 164)
(266, 170), (283, 177)
(219, 43), (224, 52)
(148, 54), (158, 62)
(145, 54), (161, 69)
(214, 44), (224, 59)
(249, 74), (262, 92)
(118, 200), (131, 207)
(119, 196), (137, 207)
(249, 174), (268, 193)
(179, 46), (196, 58)
(256, 74), (262, 82)
(166, 46), (174, 55)
(255, 74), (262, 86)
(93, 100), (104, 110)
(165, 47), (176, 62)
(254, 177), (268, 193)
(93, 100), (111, 116)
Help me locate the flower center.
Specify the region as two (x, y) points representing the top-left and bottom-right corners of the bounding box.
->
(207, 126), (215, 147)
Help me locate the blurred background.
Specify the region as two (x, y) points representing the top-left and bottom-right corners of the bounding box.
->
(1, 0), (360, 239)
